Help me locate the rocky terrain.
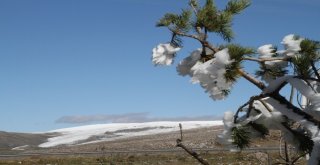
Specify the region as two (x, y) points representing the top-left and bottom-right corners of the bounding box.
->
(0, 125), (298, 165)
(0, 125), (279, 154)
(0, 121), (285, 157)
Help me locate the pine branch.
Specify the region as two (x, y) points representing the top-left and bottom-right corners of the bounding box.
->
(294, 76), (320, 82)
(170, 33), (183, 48)
(249, 122), (269, 137)
(157, 10), (192, 33)
(246, 98), (255, 117)
(300, 39), (320, 60)
(156, 13), (179, 27)
(255, 65), (288, 82)
(189, 0), (199, 15)
(216, 12), (234, 42)
(223, 44), (255, 82)
(242, 56), (290, 63)
(292, 55), (313, 78)
(281, 123), (314, 153)
(269, 92), (320, 128)
(168, 27), (199, 41)
(231, 126), (251, 149)
(196, 0), (235, 42)
(176, 9), (192, 32)
(234, 94), (267, 123)
(225, 0), (251, 15)
(238, 69), (266, 90)
(196, 0), (217, 30)
(153, 1), (320, 163)
(226, 44), (255, 60)
(168, 27), (219, 54)
(310, 60), (320, 80)
(302, 78), (318, 94)
(258, 100), (272, 112)
(234, 101), (250, 123)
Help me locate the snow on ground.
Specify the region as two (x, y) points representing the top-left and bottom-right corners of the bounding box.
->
(39, 121), (222, 148)
(12, 145), (29, 151)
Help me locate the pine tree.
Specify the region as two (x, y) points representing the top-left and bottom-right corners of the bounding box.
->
(151, 0), (320, 164)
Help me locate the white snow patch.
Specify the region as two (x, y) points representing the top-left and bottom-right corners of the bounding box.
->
(263, 76), (294, 93)
(39, 121), (222, 148)
(12, 145), (29, 151)
(152, 43), (181, 66)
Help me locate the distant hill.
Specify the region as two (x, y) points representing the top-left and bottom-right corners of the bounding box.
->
(0, 121), (223, 151)
(0, 131), (51, 149)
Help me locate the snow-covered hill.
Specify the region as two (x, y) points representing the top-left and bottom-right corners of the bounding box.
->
(39, 121), (222, 148)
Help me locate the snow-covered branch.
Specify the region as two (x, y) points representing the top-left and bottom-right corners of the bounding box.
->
(242, 56), (289, 63)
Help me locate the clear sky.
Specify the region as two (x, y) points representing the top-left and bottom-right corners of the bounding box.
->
(0, 0), (319, 132)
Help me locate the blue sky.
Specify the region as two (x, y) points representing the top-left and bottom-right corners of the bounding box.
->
(0, 0), (319, 132)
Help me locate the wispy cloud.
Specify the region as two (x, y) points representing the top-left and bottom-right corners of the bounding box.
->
(55, 112), (221, 124)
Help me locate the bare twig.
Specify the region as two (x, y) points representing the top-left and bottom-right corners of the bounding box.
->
(284, 142), (290, 164)
(168, 27), (200, 41)
(176, 123), (210, 165)
(246, 99), (255, 118)
(279, 134), (285, 161)
(168, 27), (218, 53)
(310, 60), (320, 80)
(234, 94), (267, 123)
(189, 0), (202, 35)
(179, 123), (183, 141)
(234, 101), (250, 123)
(291, 152), (308, 164)
(189, 0), (198, 15)
(176, 139), (210, 165)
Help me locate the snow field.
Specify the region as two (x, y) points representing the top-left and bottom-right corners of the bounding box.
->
(39, 121), (223, 148)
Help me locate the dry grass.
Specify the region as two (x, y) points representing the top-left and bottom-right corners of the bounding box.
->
(0, 126), (307, 164)
(0, 151), (307, 165)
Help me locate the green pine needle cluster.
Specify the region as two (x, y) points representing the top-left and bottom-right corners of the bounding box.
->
(221, 89), (231, 97)
(231, 126), (251, 149)
(291, 129), (314, 154)
(223, 44), (254, 82)
(254, 46), (289, 82)
(255, 65), (288, 81)
(300, 39), (320, 61)
(196, 0), (250, 42)
(225, 0), (251, 14)
(156, 9), (192, 33)
(249, 122), (269, 137)
(156, 13), (178, 27)
(157, 0), (251, 42)
(292, 55), (313, 78)
(291, 38), (320, 78)
(231, 123), (268, 150)
(189, 0), (199, 9)
(227, 44), (254, 60)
